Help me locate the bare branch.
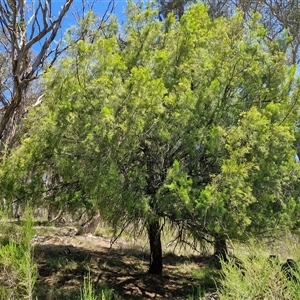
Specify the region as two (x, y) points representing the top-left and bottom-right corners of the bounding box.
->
(0, 0), (74, 146)
(0, 0), (116, 148)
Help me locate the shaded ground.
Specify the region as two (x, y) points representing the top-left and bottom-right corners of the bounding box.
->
(33, 230), (220, 299)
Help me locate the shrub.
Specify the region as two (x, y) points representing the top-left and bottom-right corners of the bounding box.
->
(0, 210), (37, 299)
(217, 242), (300, 299)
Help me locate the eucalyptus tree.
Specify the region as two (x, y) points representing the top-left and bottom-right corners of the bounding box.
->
(1, 3), (300, 274)
(0, 0), (76, 148)
(0, 0), (113, 149)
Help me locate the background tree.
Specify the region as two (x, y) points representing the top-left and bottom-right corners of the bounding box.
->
(0, 0), (74, 148)
(157, 0), (300, 64)
(1, 3), (300, 274)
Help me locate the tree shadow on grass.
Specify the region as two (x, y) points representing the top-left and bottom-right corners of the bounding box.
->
(33, 240), (220, 299)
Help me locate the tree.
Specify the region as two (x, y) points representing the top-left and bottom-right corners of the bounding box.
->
(158, 0), (300, 64)
(158, 0), (194, 19)
(0, 0), (75, 148)
(0, 0), (116, 219)
(1, 4), (300, 273)
(158, 0), (300, 161)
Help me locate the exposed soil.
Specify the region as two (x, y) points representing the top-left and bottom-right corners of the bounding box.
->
(32, 228), (219, 299)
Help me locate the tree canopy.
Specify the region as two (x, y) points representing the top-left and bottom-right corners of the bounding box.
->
(1, 3), (300, 273)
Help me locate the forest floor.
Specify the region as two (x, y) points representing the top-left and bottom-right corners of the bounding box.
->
(32, 225), (220, 300)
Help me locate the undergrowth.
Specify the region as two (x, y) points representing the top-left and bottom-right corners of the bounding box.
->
(217, 240), (300, 299)
(0, 209), (37, 299)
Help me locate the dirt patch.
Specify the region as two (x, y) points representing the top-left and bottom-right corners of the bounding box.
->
(33, 231), (219, 299)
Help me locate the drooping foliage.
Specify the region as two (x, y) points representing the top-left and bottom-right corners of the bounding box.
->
(1, 3), (300, 272)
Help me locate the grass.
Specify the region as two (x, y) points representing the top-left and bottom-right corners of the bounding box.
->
(30, 225), (220, 299)
(2, 216), (300, 299)
(0, 210), (37, 300)
(217, 238), (300, 300)
(80, 271), (97, 300)
(80, 270), (115, 300)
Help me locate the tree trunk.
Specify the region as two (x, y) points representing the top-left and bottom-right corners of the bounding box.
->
(214, 235), (228, 261)
(148, 219), (163, 274)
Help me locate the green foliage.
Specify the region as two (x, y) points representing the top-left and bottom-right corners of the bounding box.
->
(80, 270), (114, 300)
(0, 210), (37, 299)
(218, 242), (300, 299)
(1, 3), (300, 252)
(81, 271), (97, 300)
(195, 105), (300, 239)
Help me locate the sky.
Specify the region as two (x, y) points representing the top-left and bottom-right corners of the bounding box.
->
(50, 0), (129, 29)
(27, 0), (131, 56)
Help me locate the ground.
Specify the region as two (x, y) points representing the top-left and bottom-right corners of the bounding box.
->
(32, 226), (219, 299)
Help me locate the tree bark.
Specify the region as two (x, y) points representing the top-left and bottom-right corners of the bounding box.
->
(148, 219), (163, 274)
(0, 0), (74, 146)
(214, 235), (228, 261)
